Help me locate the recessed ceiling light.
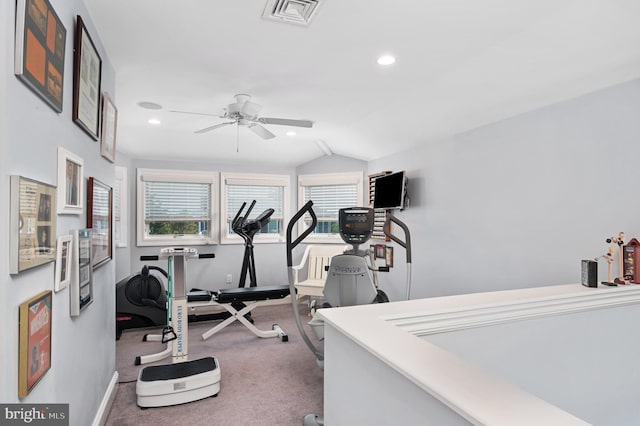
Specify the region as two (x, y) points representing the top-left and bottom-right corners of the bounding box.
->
(148, 118), (161, 125)
(377, 55), (396, 66)
(138, 101), (163, 110)
(286, 131), (296, 136)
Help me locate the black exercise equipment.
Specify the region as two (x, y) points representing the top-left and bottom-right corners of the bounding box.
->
(116, 262), (238, 341)
(232, 200), (274, 287)
(116, 265), (168, 340)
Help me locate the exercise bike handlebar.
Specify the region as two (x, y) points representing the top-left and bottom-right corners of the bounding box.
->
(140, 252), (216, 262)
(286, 200), (317, 267)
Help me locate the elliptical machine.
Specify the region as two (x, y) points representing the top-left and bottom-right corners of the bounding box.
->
(232, 200), (274, 287)
(286, 201), (412, 426)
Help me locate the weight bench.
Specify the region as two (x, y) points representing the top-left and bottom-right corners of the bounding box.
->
(187, 285), (292, 341)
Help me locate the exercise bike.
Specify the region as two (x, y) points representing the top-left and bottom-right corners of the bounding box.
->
(115, 265), (168, 340)
(115, 261), (239, 341)
(286, 201), (412, 426)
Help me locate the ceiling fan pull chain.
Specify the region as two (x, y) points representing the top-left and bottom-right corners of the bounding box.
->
(237, 123), (240, 153)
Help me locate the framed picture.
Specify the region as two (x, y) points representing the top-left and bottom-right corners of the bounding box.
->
(18, 290), (52, 398)
(87, 177), (112, 268)
(100, 92), (118, 162)
(72, 15), (102, 140)
(385, 246), (394, 268)
(10, 176), (57, 274)
(57, 146), (84, 214)
(14, 0), (66, 112)
(55, 234), (72, 291)
(70, 229), (93, 316)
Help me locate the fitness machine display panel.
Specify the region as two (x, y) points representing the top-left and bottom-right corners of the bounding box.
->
(339, 208), (374, 245)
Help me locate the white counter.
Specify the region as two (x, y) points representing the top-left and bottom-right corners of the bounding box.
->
(319, 284), (640, 425)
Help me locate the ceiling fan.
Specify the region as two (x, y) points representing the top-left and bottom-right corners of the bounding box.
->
(171, 94), (313, 140)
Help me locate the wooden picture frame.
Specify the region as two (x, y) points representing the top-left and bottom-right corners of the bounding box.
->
(57, 146), (84, 215)
(55, 234), (72, 291)
(70, 229), (93, 316)
(19, 290), (52, 398)
(100, 92), (118, 162)
(14, 0), (66, 112)
(72, 15), (102, 140)
(10, 176), (57, 274)
(87, 177), (113, 268)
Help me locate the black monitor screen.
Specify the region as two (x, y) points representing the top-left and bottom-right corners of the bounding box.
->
(373, 171), (406, 209)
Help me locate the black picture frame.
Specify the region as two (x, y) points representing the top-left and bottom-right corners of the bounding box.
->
(72, 15), (102, 140)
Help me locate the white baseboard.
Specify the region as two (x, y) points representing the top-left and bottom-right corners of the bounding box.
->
(92, 371), (119, 426)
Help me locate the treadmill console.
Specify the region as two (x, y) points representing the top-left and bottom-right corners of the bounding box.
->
(339, 208), (374, 245)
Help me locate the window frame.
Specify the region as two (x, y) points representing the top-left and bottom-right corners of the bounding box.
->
(220, 172), (291, 245)
(136, 168), (218, 247)
(297, 171), (365, 243)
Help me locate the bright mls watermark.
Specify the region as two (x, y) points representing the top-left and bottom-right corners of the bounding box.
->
(1, 404), (68, 425)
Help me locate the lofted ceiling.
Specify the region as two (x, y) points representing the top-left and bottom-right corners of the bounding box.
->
(83, 0), (640, 167)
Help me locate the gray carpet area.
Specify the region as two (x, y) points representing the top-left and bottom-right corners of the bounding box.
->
(106, 301), (324, 426)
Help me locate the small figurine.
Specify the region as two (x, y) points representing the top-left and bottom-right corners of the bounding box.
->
(607, 232), (628, 284)
(595, 245), (616, 286)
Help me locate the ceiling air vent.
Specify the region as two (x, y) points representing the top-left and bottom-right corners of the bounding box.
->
(262, 0), (322, 26)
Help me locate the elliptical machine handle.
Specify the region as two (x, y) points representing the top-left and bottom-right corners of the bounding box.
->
(286, 200), (317, 267)
(384, 213), (412, 263)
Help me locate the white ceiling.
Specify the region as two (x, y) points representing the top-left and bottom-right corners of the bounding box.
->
(83, 0), (640, 167)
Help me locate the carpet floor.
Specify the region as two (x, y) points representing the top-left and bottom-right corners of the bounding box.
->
(106, 301), (324, 426)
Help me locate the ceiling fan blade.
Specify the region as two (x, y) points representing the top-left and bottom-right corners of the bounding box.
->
(194, 121), (235, 134)
(247, 124), (276, 140)
(170, 110), (222, 117)
(259, 117), (313, 128)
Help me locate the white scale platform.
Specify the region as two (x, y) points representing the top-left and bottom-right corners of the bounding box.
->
(136, 356), (220, 408)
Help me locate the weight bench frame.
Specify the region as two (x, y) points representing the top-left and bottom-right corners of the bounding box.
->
(187, 285), (292, 342)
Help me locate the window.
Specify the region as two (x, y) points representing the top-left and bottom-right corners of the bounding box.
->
(137, 168), (217, 246)
(298, 172), (364, 242)
(114, 166), (128, 247)
(221, 173), (290, 244)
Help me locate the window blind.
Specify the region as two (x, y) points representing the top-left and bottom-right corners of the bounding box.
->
(302, 184), (358, 220)
(144, 181), (211, 221)
(226, 184), (284, 219)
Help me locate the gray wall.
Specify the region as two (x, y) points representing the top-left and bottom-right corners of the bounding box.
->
(369, 78), (640, 301)
(1, 1), (116, 424)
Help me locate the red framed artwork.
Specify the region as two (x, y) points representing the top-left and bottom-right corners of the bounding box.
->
(18, 290), (52, 398)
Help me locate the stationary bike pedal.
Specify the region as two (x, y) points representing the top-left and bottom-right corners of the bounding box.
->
(161, 326), (177, 343)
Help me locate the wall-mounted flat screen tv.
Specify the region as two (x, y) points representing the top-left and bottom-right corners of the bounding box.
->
(373, 171), (407, 210)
